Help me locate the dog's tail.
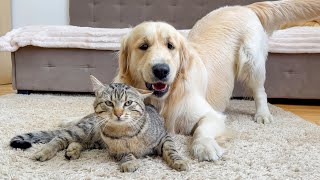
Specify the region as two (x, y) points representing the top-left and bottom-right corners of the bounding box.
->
(248, 0), (320, 33)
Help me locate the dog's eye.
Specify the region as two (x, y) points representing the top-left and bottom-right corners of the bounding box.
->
(139, 43), (149, 51)
(167, 42), (174, 50)
(105, 101), (113, 106)
(124, 100), (133, 106)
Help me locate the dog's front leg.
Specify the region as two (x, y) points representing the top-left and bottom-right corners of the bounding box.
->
(191, 108), (226, 162)
(177, 94), (226, 162)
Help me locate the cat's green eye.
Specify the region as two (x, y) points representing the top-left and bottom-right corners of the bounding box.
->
(124, 100), (133, 106)
(105, 101), (113, 106)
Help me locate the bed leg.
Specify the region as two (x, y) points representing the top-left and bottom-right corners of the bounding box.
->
(17, 90), (31, 95)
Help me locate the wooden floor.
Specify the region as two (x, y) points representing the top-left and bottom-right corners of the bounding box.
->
(0, 84), (16, 95)
(0, 84), (319, 125)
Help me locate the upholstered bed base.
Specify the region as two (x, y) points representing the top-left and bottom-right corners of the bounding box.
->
(12, 46), (118, 92)
(12, 46), (320, 99)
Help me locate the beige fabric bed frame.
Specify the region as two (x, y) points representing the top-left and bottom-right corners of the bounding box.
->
(11, 0), (320, 99)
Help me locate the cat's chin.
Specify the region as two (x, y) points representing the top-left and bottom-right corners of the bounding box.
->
(109, 118), (132, 124)
(99, 116), (130, 123)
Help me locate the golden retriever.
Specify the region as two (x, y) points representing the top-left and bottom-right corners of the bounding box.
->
(114, 0), (320, 161)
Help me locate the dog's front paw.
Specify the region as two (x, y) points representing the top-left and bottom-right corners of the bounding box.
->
(191, 137), (224, 162)
(254, 112), (273, 124)
(171, 159), (189, 171)
(65, 142), (82, 160)
(33, 148), (56, 161)
(120, 161), (139, 173)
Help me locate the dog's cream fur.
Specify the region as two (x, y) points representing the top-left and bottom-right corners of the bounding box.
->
(112, 0), (320, 161)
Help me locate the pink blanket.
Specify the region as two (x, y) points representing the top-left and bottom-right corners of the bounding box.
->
(0, 25), (319, 54)
(269, 27), (320, 53)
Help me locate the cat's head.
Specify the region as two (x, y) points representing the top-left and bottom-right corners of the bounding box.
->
(90, 75), (152, 124)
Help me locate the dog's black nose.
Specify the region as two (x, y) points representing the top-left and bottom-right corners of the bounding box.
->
(152, 64), (170, 80)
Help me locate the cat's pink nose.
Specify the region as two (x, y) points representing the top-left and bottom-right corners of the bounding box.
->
(114, 108), (123, 119)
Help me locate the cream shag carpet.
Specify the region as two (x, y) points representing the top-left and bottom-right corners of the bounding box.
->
(0, 94), (319, 179)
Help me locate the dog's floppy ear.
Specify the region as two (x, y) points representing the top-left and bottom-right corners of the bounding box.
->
(178, 35), (191, 76)
(119, 35), (129, 76)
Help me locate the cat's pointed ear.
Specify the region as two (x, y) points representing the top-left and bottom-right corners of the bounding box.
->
(135, 88), (153, 99)
(90, 75), (105, 92)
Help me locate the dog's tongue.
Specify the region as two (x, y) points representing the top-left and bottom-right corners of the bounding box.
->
(152, 83), (167, 91)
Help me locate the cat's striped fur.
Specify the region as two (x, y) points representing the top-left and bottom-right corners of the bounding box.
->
(10, 113), (106, 161)
(10, 75), (188, 172)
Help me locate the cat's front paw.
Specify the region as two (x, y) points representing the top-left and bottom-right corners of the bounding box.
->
(171, 159), (189, 171)
(120, 161), (139, 173)
(33, 148), (56, 161)
(65, 142), (82, 160)
(191, 137), (224, 162)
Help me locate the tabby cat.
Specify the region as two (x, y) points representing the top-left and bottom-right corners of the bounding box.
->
(10, 75), (188, 172)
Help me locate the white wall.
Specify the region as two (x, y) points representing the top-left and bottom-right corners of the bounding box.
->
(12, 0), (69, 28)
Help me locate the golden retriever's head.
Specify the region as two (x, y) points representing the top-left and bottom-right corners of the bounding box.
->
(118, 21), (189, 99)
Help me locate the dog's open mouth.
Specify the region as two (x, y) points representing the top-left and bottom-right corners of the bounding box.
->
(145, 82), (169, 97)
(152, 83), (167, 91)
